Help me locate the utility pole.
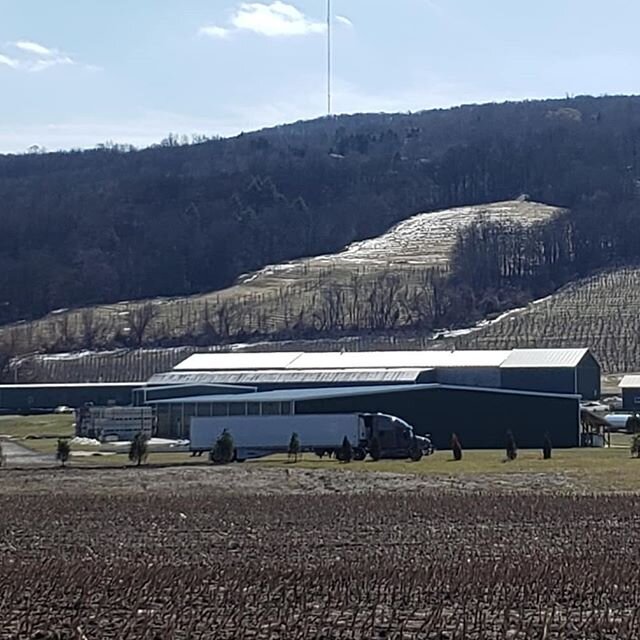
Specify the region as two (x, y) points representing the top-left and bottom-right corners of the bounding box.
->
(327, 0), (332, 115)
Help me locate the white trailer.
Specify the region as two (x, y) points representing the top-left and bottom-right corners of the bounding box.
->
(190, 412), (433, 461)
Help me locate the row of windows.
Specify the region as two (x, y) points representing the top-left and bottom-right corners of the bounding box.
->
(156, 401), (293, 418)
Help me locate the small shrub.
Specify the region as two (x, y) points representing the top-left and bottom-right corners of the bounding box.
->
(542, 433), (552, 460)
(631, 434), (640, 458)
(211, 429), (234, 465)
(288, 432), (301, 463)
(628, 414), (640, 434)
(129, 433), (149, 467)
(505, 430), (518, 461)
(56, 438), (71, 468)
(339, 436), (353, 463)
(451, 433), (463, 461)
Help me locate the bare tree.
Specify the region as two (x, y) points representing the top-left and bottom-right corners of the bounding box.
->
(366, 273), (404, 331)
(201, 301), (236, 342)
(0, 342), (13, 383)
(80, 309), (107, 350)
(126, 304), (157, 348)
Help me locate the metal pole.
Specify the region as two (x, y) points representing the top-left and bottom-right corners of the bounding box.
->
(327, 0), (332, 115)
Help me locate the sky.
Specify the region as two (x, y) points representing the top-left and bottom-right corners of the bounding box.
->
(2, 0), (640, 153)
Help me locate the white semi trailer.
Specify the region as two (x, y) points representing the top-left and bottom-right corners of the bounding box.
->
(190, 412), (433, 461)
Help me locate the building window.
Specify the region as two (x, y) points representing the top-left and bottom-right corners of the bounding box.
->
(280, 402), (292, 415)
(247, 403), (260, 415)
(212, 403), (228, 416)
(261, 402), (280, 415)
(228, 403), (246, 416)
(196, 403), (212, 417)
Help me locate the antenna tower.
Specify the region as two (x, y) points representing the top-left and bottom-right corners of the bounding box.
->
(327, 0), (332, 115)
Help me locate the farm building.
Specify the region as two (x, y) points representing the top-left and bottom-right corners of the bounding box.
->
(619, 375), (640, 411)
(148, 384), (582, 449)
(0, 383), (139, 414)
(151, 348), (600, 399)
(0, 349), (601, 419)
(499, 349), (600, 399)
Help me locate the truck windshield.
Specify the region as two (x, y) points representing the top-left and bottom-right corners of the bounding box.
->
(391, 416), (412, 431)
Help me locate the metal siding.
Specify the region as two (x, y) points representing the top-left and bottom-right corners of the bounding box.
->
(145, 385), (253, 402)
(576, 354), (601, 400)
(622, 388), (640, 411)
(149, 369), (428, 389)
(501, 368), (576, 395)
(296, 387), (579, 449)
(436, 366), (502, 388)
(0, 385), (136, 412)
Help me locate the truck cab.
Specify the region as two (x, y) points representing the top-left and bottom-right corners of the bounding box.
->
(361, 413), (433, 460)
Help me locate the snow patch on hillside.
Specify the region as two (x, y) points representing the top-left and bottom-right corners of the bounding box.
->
(238, 200), (563, 284)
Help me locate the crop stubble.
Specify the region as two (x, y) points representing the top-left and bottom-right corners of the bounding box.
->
(1, 486), (639, 639)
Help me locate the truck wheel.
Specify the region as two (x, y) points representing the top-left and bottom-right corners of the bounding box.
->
(353, 448), (366, 461)
(409, 449), (423, 462)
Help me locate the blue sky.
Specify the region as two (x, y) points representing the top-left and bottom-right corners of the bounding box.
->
(2, 0), (640, 152)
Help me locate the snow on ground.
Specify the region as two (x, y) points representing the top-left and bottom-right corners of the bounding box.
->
(71, 451), (116, 457)
(237, 200), (563, 284)
(430, 293), (556, 340)
(70, 436), (188, 449)
(106, 438), (188, 448)
(70, 437), (101, 446)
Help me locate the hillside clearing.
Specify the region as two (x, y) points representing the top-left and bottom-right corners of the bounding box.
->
(3, 200), (562, 382)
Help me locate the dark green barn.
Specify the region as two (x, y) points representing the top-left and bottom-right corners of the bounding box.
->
(499, 349), (600, 400)
(0, 383), (139, 413)
(151, 383), (581, 448)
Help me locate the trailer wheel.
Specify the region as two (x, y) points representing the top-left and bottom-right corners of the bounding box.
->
(353, 448), (366, 461)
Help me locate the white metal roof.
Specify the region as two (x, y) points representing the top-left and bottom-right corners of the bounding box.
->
(500, 349), (590, 368)
(174, 350), (510, 372)
(291, 351), (510, 369)
(619, 375), (640, 389)
(173, 352), (304, 371)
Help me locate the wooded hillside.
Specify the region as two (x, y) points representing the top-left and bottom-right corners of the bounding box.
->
(4, 94), (640, 377)
(2, 94), (640, 326)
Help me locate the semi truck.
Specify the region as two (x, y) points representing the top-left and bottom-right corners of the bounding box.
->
(189, 412), (433, 461)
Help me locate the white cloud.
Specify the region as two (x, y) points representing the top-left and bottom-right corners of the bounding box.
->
(198, 25), (231, 39)
(335, 15), (353, 27)
(14, 41), (56, 57)
(0, 53), (19, 69)
(201, 2), (326, 39)
(0, 40), (76, 72)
